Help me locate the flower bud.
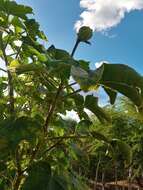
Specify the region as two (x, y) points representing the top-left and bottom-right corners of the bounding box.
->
(77, 26), (93, 42)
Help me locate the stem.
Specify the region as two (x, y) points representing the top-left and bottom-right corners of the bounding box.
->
(64, 82), (77, 89)
(101, 171), (105, 190)
(45, 139), (63, 153)
(13, 174), (23, 190)
(44, 83), (63, 133)
(0, 67), (7, 72)
(13, 147), (23, 190)
(42, 135), (88, 156)
(94, 155), (101, 190)
(64, 89), (82, 98)
(114, 162), (118, 190)
(15, 43), (23, 59)
(0, 32), (14, 114)
(71, 39), (80, 57)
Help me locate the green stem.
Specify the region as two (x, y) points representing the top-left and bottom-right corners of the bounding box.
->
(71, 39), (80, 57)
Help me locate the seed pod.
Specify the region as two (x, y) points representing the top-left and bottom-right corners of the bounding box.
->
(77, 26), (93, 42)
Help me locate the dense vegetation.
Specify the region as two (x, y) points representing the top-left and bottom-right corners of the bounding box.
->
(0, 1), (143, 189)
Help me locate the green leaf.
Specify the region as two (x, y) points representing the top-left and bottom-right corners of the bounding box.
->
(47, 61), (71, 81)
(0, 0), (33, 19)
(103, 87), (117, 105)
(9, 63), (45, 74)
(84, 95), (111, 123)
(23, 45), (47, 62)
(47, 46), (72, 61)
(100, 63), (143, 108)
(22, 161), (51, 190)
(24, 19), (47, 40)
(11, 16), (25, 29)
(77, 60), (90, 71)
(48, 175), (68, 190)
(38, 30), (48, 41)
(71, 65), (103, 91)
(9, 59), (20, 67)
(71, 65), (88, 80)
(72, 94), (84, 112)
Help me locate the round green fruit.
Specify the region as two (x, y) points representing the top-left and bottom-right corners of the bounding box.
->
(77, 26), (93, 42)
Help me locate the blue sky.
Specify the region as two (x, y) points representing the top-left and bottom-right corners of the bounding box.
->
(16, 0), (143, 75)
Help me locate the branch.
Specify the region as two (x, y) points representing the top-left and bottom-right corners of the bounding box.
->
(42, 135), (88, 155)
(64, 81), (77, 89)
(45, 139), (63, 153)
(15, 43), (23, 59)
(0, 67), (7, 73)
(64, 89), (82, 98)
(0, 32), (14, 114)
(44, 83), (63, 133)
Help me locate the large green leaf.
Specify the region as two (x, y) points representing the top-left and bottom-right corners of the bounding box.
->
(0, 0), (33, 19)
(99, 63), (143, 108)
(79, 63), (143, 109)
(22, 161), (51, 190)
(103, 87), (117, 105)
(84, 95), (111, 123)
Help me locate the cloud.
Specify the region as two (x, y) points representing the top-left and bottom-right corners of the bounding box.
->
(58, 110), (80, 123)
(75, 0), (143, 32)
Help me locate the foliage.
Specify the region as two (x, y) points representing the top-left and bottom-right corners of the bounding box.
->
(0, 1), (143, 189)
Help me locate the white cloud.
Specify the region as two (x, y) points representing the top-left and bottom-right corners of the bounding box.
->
(94, 60), (110, 69)
(0, 58), (7, 77)
(75, 0), (143, 32)
(58, 110), (80, 123)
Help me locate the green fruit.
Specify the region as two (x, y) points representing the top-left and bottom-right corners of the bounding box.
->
(77, 26), (93, 42)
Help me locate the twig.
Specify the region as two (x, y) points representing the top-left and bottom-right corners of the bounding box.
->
(45, 139), (63, 153)
(0, 67), (7, 72)
(64, 81), (77, 89)
(44, 82), (63, 133)
(15, 43), (23, 59)
(64, 89), (82, 98)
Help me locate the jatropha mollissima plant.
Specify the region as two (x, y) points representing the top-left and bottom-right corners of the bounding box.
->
(0, 0), (143, 189)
